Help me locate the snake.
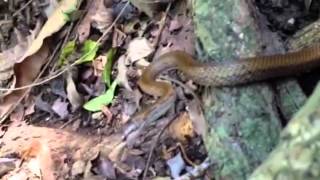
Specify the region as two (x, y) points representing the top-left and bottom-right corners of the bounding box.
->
(123, 44), (320, 141)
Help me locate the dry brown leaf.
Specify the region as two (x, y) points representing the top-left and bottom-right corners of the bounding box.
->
(115, 55), (132, 91)
(127, 37), (154, 63)
(20, 0), (78, 61)
(108, 142), (126, 162)
(92, 55), (107, 77)
(3, 21), (42, 64)
(186, 100), (207, 138)
(167, 113), (195, 142)
(0, 23), (41, 97)
(112, 28), (127, 47)
(0, 42), (50, 118)
(91, 1), (113, 32)
(77, 0), (113, 43)
(155, 15), (195, 58)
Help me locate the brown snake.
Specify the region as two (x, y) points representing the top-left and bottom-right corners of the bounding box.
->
(123, 44), (320, 141)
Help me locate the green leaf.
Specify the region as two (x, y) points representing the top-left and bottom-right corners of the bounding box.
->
(76, 40), (99, 64)
(83, 80), (118, 112)
(103, 48), (117, 87)
(62, 3), (78, 21)
(58, 40), (76, 66)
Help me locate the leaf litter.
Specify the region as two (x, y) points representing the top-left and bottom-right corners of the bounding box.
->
(0, 0), (209, 179)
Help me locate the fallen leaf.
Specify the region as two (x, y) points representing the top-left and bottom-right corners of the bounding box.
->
(168, 113), (195, 142)
(155, 15), (195, 57)
(127, 37), (154, 63)
(2, 21), (42, 64)
(92, 112), (104, 120)
(0, 42), (50, 118)
(91, 0), (114, 33)
(71, 160), (86, 176)
(115, 55), (132, 91)
(77, 0), (113, 43)
(166, 152), (185, 178)
(20, 0), (78, 61)
(108, 142), (126, 162)
(0, 158), (16, 177)
(58, 40), (76, 66)
(93, 155), (116, 179)
(83, 80), (118, 112)
(66, 71), (84, 111)
(92, 55), (107, 77)
(112, 28), (127, 47)
(0, 24), (41, 97)
(186, 100), (207, 138)
(77, 40), (99, 64)
(52, 98), (69, 119)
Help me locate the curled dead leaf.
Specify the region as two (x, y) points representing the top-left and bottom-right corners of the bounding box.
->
(0, 42), (50, 118)
(0, 24), (42, 97)
(21, 0), (78, 61)
(167, 113), (195, 142)
(115, 55), (132, 91)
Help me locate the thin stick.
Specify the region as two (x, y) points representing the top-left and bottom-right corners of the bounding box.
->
(0, 41), (62, 124)
(12, 0), (33, 17)
(142, 115), (177, 180)
(0, 1), (130, 92)
(152, 2), (172, 48)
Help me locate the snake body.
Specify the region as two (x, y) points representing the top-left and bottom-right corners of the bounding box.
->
(125, 44), (320, 139)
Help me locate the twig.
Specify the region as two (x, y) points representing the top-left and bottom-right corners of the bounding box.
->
(12, 0), (33, 17)
(97, 1), (129, 44)
(176, 142), (197, 167)
(0, 1), (130, 92)
(0, 41), (62, 124)
(142, 115), (177, 180)
(0, 0), (84, 124)
(152, 2), (172, 48)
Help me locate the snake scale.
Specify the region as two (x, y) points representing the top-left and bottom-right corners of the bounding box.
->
(124, 44), (320, 140)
